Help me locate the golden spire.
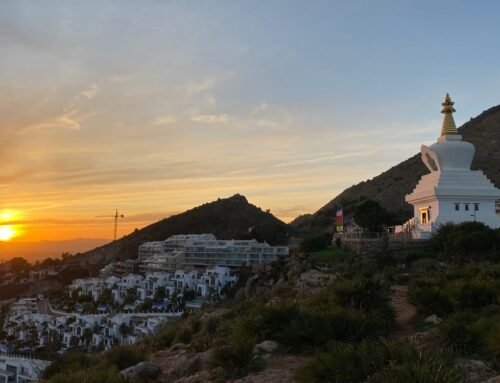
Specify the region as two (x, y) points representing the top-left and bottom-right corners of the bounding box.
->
(440, 93), (458, 136)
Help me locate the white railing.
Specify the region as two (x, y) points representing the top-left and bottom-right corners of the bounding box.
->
(335, 232), (426, 241)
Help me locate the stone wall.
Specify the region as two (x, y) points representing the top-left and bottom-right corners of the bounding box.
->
(336, 236), (428, 256)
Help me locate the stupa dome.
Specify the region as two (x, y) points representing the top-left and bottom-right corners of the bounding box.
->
(421, 94), (475, 172)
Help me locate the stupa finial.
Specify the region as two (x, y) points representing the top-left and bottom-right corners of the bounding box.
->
(440, 93), (458, 136)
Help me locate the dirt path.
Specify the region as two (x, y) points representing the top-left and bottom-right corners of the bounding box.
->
(390, 285), (417, 341)
(232, 356), (312, 383)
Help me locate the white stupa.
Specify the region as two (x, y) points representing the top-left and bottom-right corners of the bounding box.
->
(405, 94), (500, 237)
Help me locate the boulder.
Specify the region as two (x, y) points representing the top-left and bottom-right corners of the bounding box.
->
(150, 347), (214, 381)
(254, 340), (279, 354)
(120, 362), (162, 382)
(456, 359), (497, 382)
(424, 314), (442, 325)
(295, 270), (336, 297)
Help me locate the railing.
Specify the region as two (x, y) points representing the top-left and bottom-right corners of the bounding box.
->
(335, 232), (425, 241)
(0, 352), (50, 362)
(48, 303), (184, 317)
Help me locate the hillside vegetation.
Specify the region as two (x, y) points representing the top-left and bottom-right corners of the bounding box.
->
(292, 104), (500, 234)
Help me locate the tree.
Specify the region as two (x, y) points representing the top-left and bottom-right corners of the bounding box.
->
(248, 222), (289, 245)
(123, 289), (137, 305)
(183, 289), (196, 301)
(98, 288), (113, 305)
(154, 287), (166, 302)
(300, 233), (332, 253)
(353, 199), (389, 232)
(119, 323), (133, 337)
(8, 257), (29, 274)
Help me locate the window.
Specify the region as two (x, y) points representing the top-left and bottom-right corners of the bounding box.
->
(464, 203), (469, 211)
(454, 203), (460, 211)
(474, 203), (479, 211)
(420, 208), (429, 224)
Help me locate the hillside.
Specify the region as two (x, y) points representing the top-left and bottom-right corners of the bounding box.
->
(74, 194), (289, 264)
(292, 104), (500, 233)
(42, 223), (500, 383)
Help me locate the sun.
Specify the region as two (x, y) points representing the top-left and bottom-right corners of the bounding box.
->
(0, 226), (15, 241)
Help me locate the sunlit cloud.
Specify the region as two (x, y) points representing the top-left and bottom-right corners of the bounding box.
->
(81, 83), (99, 99)
(152, 115), (177, 126)
(20, 110), (82, 132)
(186, 77), (216, 95)
(191, 113), (230, 123)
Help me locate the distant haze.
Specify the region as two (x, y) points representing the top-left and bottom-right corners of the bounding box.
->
(0, 238), (109, 263)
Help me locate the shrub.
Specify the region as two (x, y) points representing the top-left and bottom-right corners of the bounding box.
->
(409, 282), (455, 317)
(300, 233), (332, 253)
(296, 341), (466, 383)
(246, 304), (390, 352)
(104, 345), (146, 371)
(455, 278), (497, 310)
(47, 367), (124, 383)
(212, 321), (258, 378)
(430, 222), (499, 258)
(436, 314), (483, 355)
(332, 277), (389, 312)
(487, 322), (500, 368)
(43, 352), (96, 378)
(174, 326), (193, 344)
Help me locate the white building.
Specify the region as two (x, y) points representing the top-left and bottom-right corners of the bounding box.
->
(140, 234), (289, 272)
(405, 94), (500, 237)
(0, 355), (50, 383)
(138, 234), (217, 260)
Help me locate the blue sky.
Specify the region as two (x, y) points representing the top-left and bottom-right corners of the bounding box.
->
(1, 0), (499, 240)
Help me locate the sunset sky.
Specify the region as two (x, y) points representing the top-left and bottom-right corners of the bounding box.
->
(1, 1), (500, 242)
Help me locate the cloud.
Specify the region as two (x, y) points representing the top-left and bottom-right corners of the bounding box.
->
(191, 113), (230, 123)
(186, 77), (216, 95)
(21, 110), (82, 132)
(81, 83), (99, 99)
(273, 151), (372, 168)
(152, 115), (177, 126)
(253, 102), (269, 114)
(109, 74), (134, 83)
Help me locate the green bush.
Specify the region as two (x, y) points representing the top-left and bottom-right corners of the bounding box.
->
(436, 314), (484, 355)
(43, 352), (96, 378)
(332, 277), (389, 312)
(246, 304), (390, 352)
(296, 341), (466, 383)
(409, 282), (455, 317)
(455, 278), (497, 310)
(104, 345), (146, 371)
(46, 367), (124, 383)
(487, 322), (500, 368)
(430, 222), (499, 259)
(300, 233), (332, 253)
(212, 321), (258, 378)
(174, 326), (193, 344)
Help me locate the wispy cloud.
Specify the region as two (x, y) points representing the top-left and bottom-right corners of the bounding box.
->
(192, 113), (230, 123)
(81, 83), (99, 99)
(186, 77), (216, 95)
(21, 110), (83, 132)
(152, 115), (177, 126)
